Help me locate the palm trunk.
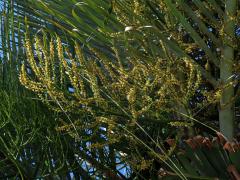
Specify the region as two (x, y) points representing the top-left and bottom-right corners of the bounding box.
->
(219, 0), (237, 140)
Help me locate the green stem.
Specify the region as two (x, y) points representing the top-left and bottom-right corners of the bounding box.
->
(219, 0), (237, 140)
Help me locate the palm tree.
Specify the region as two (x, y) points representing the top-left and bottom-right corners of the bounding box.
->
(2, 0), (240, 179)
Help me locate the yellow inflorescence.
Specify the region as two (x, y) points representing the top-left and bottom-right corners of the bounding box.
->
(21, 32), (204, 148)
